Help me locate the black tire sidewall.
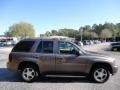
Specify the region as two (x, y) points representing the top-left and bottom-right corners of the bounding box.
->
(112, 47), (117, 51)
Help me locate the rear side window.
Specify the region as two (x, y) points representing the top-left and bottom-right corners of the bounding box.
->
(12, 41), (35, 52)
(36, 41), (53, 53)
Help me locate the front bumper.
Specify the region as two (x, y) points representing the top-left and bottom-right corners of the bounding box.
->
(112, 65), (118, 75)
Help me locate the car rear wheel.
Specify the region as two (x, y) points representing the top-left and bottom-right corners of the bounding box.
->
(90, 66), (110, 83)
(21, 65), (39, 82)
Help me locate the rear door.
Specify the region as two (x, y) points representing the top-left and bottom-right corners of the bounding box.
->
(35, 40), (56, 73)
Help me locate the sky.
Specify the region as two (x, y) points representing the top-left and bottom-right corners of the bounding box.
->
(0, 0), (120, 36)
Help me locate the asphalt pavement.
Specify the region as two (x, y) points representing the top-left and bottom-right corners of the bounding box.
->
(0, 43), (120, 90)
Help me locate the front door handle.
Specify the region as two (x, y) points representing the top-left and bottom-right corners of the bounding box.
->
(32, 56), (39, 59)
(57, 57), (63, 60)
(57, 58), (66, 63)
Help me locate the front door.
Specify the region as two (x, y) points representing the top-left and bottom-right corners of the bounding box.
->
(55, 41), (86, 75)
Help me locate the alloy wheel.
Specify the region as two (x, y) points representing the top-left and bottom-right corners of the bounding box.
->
(22, 67), (36, 81)
(93, 68), (108, 83)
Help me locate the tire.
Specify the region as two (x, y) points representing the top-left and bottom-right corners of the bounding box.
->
(112, 47), (117, 51)
(21, 65), (39, 82)
(89, 65), (110, 83)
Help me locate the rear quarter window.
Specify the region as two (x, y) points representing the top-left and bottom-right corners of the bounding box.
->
(12, 41), (35, 52)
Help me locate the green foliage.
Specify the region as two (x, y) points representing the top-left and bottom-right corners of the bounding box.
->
(116, 23), (120, 36)
(43, 22), (120, 40)
(51, 30), (58, 35)
(5, 22), (35, 39)
(5, 21), (120, 40)
(100, 29), (112, 39)
(45, 31), (51, 36)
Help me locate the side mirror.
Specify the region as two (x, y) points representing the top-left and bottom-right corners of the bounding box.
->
(75, 51), (80, 56)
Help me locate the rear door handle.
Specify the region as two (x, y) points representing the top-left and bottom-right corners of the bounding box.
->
(57, 57), (63, 60)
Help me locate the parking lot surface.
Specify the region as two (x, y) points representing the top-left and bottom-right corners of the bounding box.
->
(0, 43), (120, 90)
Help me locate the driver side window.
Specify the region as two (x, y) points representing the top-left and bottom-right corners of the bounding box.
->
(59, 41), (78, 54)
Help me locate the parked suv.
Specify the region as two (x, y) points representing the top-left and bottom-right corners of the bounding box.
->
(7, 38), (118, 83)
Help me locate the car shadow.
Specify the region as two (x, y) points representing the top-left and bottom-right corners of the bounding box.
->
(36, 76), (91, 83)
(0, 68), (22, 82)
(0, 68), (93, 83)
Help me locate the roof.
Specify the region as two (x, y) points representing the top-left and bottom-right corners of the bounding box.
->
(21, 38), (71, 42)
(48, 36), (69, 39)
(21, 36), (75, 42)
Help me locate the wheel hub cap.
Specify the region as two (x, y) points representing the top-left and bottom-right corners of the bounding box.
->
(94, 68), (107, 82)
(22, 68), (35, 81)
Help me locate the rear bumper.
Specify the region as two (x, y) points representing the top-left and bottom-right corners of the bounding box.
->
(112, 65), (118, 75)
(7, 61), (18, 71)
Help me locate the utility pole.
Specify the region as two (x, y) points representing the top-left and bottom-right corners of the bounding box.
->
(80, 28), (83, 42)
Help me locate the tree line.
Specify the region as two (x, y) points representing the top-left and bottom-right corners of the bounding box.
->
(4, 22), (120, 41)
(42, 22), (120, 41)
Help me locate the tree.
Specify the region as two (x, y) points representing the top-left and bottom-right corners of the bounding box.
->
(42, 22), (120, 41)
(51, 30), (58, 35)
(5, 22), (35, 39)
(90, 32), (98, 39)
(116, 23), (120, 36)
(100, 29), (112, 41)
(58, 29), (69, 36)
(82, 30), (91, 39)
(92, 24), (103, 37)
(103, 22), (116, 39)
(45, 31), (51, 36)
(83, 25), (91, 31)
(58, 29), (78, 37)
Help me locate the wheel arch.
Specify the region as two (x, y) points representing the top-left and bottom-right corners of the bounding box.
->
(90, 62), (113, 74)
(18, 61), (40, 73)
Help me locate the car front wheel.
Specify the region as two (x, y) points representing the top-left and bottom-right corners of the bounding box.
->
(90, 66), (110, 83)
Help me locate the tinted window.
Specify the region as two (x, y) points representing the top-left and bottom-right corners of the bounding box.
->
(36, 41), (42, 52)
(59, 41), (78, 54)
(111, 42), (120, 46)
(12, 41), (35, 52)
(36, 41), (53, 53)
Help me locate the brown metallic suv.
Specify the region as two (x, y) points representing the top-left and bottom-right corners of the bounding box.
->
(7, 38), (118, 83)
